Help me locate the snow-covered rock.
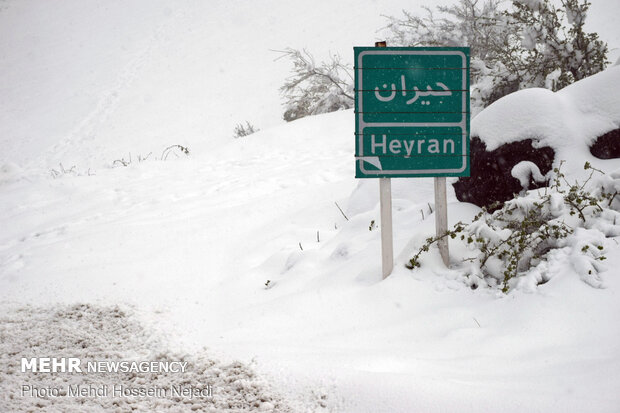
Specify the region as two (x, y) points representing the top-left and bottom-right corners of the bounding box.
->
(455, 65), (620, 208)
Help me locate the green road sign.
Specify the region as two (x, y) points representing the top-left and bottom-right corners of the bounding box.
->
(355, 47), (470, 178)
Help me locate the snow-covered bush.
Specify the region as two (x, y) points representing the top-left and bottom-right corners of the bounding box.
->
(276, 48), (354, 122)
(453, 137), (555, 209)
(383, 0), (509, 70)
(383, 0), (608, 112)
(160, 144), (190, 160)
(457, 64), (620, 210)
(502, 0), (608, 91)
(111, 145), (190, 168)
(233, 121), (259, 138)
(590, 128), (620, 159)
(408, 162), (619, 292)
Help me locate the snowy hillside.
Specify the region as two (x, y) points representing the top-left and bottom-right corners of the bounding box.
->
(2, 106), (620, 411)
(1, 1), (620, 412)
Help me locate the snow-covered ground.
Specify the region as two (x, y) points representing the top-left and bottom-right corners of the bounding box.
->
(1, 303), (301, 412)
(1, 1), (620, 412)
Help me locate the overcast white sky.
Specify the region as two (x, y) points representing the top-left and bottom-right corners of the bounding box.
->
(0, 0), (617, 168)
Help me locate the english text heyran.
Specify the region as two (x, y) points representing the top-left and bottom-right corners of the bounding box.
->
(369, 134), (456, 156)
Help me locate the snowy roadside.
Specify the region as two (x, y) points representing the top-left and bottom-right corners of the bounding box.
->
(0, 303), (305, 412)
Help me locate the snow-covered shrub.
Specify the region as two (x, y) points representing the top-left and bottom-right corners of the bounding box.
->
(590, 128), (620, 159)
(409, 162), (619, 292)
(49, 163), (79, 177)
(383, 0), (608, 111)
(502, 0), (608, 91)
(112, 153), (152, 167)
(459, 63), (620, 210)
(276, 48), (354, 122)
(160, 144), (190, 160)
(111, 145), (189, 167)
(383, 1), (507, 56)
(233, 121), (259, 138)
(453, 137), (555, 210)
(383, 0), (513, 112)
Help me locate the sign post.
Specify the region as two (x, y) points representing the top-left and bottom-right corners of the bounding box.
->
(379, 176), (393, 278)
(434, 176), (449, 266)
(375, 41), (394, 279)
(354, 46), (470, 273)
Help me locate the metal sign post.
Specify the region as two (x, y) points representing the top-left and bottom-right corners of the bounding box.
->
(379, 176), (393, 278)
(434, 176), (449, 266)
(375, 41), (394, 279)
(354, 46), (470, 273)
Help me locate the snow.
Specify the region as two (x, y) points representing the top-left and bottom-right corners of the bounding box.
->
(1, 1), (620, 412)
(0, 0), (418, 172)
(583, 0), (620, 64)
(2, 105), (620, 411)
(472, 65), (620, 176)
(0, 303), (299, 412)
(511, 160), (546, 188)
(521, 27), (538, 50)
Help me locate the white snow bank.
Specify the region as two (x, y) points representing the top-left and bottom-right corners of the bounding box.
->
(472, 66), (620, 162)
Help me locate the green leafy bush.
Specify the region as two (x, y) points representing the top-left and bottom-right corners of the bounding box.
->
(408, 162), (619, 292)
